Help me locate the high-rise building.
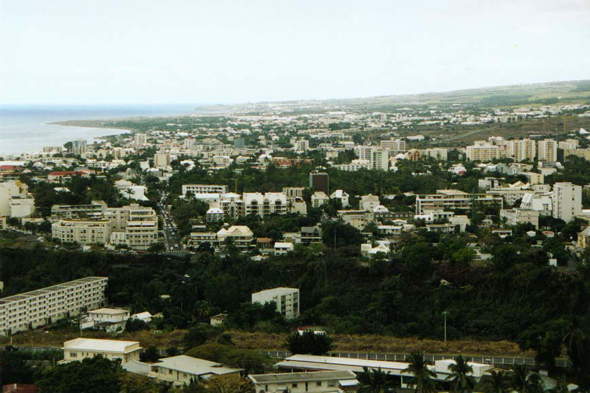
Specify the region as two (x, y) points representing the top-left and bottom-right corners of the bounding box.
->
(309, 172), (329, 194)
(154, 152), (171, 169)
(134, 133), (147, 146)
(71, 140), (87, 156)
(508, 139), (536, 162)
(537, 139), (557, 162)
(465, 143), (503, 162)
(371, 148), (390, 170)
(552, 182), (581, 222)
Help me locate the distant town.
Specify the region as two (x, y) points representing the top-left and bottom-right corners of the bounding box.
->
(2, 89), (590, 391)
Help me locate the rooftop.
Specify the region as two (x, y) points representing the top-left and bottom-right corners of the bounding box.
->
(63, 338), (141, 354)
(153, 355), (242, 376)
(249, 370), (357, 384)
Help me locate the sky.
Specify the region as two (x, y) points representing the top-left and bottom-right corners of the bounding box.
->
(1, 0), (589, 105)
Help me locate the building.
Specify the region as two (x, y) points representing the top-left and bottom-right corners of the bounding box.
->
(415, 190), (503, 214)
(149, 356), (242, 386)
(423, 148), (448, 161)
(106, 204), (159, 250)
(154, 152), (171, 169)
(360, 194), (380, 211)
(51, 200), (108, 221)
(500, 208), (540, 228)
(521, 193), (552, 216)
(182, 184), (228, 196)
(252, 287), (300, 320)
(243, 193), (288, 217)
(537, 139), (557, 162)
(0, 181), (35, 218)
(370, 148), (390, 170)
(330, 190), (349, 208)
(217, 226), (254, 249)
(52, 219), (112, 245)
(301, 226), (322, 243)
(61, 338), (141, 364)
(380, 139), (406, 153)
(295, 140), (310, 152)
(134, 133), (147, 146)
(71, 140), (87, 156)
(311, 192), (329, 208)
(249, 370), (358, 393)
(309, 172), (329, 194)
(508, 139), (536, 162)
(274, 242), (295, 255)
(0, 277), (108, 336)
(465, 142), (503, 162)
(82, 308), (130, 333)
(552, 182), (582, 222)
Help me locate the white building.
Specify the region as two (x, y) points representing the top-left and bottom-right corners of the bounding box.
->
(537, 139), (557, 162)
(52, 219), (112, 245)
(149, 356), (242, 386)
(552, 182), (582, 222)
(61, 338), (141, 364)
(252, 287), (300, 320)
(0, 181), (35, 218)
(415, 190), (503, 214)
(360, 194), (380, 211)
(330, 190), (349, 208)
(249, 370), (358, 393)
(82, 308), (130, 333)
(0, 277), (108, 336)
(182, 184), (228, 196)
(274, 242), (295, 255)
(465, 143), (503, 162)
(508, 139), (536, 162)
(217, 225), (254, 249)
(134, 133), (147, 146)
(243, 193), (288, 217)
(311, 192), (329, 208)
(500, 208), (540, 228)
(154, 152), (171, 169)
(380, 139), (406, 153)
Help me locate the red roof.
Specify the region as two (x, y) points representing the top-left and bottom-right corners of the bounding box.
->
(2, 384), (37, 393)
(0, 165), (21, 171)
(48, 171), (88, 176)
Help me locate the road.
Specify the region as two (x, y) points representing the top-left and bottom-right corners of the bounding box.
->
(158, 196), (182, 252)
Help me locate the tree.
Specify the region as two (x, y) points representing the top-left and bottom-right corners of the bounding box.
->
(286, 331), (333, 355)
(0, 351), (35, 385)
(446, 356), (475, 392)
(120, 373), (162, 393)
(402, 352), (437, 393)
(358, 367), (396, 393)
(140, 346), (161, 363)
(478, 370), (510, 393)
(508, 365), (543, 393)
(206, 376), (254, 393)
(37, 356), (123, 393)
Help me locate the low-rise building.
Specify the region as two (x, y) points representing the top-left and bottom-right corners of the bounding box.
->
(500, 208), (540, 228)
(249, 370), (358, 393)
(82, 308), (130, 333)
(217, 226), (254, 249)
(150, 356), (242, 386)
(61, 338), (141, 364)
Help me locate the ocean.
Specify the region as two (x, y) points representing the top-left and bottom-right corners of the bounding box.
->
(0, 105), (198, 157)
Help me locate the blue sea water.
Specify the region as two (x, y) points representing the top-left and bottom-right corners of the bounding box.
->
(0, 104), (198, 156)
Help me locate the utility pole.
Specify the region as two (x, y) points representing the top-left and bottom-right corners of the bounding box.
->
(442, 311), (449, 345)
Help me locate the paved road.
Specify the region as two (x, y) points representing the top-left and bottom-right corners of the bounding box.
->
(158, 196), (182, 252)
(260, 350), (572, 368)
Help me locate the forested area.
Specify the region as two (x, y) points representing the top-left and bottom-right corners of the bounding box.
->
(2, 224), (589, 370)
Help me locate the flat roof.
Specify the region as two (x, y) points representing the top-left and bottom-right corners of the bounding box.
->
(0, 277), (108, 304)
(153, 355), (242, 376)
(88, 308), (129, 315)
(63, 338), (140, 354)
(250, 370), (356, 384)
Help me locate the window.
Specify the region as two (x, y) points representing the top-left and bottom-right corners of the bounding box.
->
(316, 382), (322, 387)
(70, 352), (77, 358)
(328, 382), (336, 387)
(292, 384), (298, 388)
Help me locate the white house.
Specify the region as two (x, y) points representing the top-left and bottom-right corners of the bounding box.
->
(252, 287), (300, 320)
(330, 190), (349, 207)
(61, 338), (141, 364)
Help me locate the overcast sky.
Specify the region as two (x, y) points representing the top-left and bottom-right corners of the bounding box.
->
(1, 0), (589, 105)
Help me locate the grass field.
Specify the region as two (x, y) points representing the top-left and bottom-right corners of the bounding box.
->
(0, 328), (538, 358)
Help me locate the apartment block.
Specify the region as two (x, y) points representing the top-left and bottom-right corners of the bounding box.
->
(252, 287), (300, 320)
(552, 182), (582, 222)
(465, 143), (503, 162)
(500, 208), (540, 228)
(243, 193), (287, 217)
(52, 219), (112, 245)
(0, 277), (108, 336)
(51, 200), (108, 221)
(182, 184), (228, 196)
(508, 139), (536, 162)
(380, 138), (406, 153)
(537, 139), (557, 162)
(415, 190), (503, 214)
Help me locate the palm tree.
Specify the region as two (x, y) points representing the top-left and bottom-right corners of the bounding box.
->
(509, 365), (543, 393)
(446, 355), (475, 392)
(358, 367), (396, 393)
(478, 370), (510, 393)
(563, 318), (587, 369)
(402, 352), (438, 393)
